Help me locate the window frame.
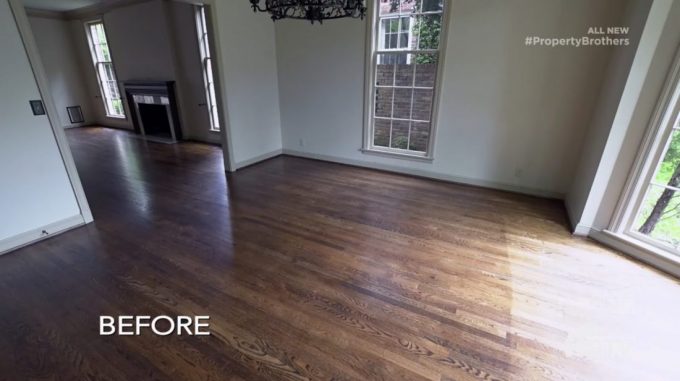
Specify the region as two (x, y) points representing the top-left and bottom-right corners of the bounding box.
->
(609, 47), (680, 258)
(195, 4), (220, 132)
(362, 0), (450, 160)
(84, 20), (125, 119)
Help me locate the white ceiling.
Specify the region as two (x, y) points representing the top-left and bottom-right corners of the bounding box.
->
(22, 0), (105, 12)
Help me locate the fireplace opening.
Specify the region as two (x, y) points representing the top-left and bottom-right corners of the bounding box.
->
(138, 103), (172, 139)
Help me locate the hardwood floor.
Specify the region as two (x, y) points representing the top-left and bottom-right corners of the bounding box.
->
(1, 126), (679, 381)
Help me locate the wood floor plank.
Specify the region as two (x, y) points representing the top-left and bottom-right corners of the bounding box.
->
(1, 127), (679, 381)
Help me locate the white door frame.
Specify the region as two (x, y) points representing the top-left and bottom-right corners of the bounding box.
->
(8, 0), (93, 222)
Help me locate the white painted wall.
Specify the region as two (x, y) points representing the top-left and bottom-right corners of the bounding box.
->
(567, 0), (680, 232)
(566, 0), (653, 231)
(212, 0), (282, 166)
(0, 0), (81, 241)
(275, 0), (635, 197)
(28, 15), (93, 128)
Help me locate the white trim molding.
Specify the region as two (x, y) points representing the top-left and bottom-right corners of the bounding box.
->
(361, 0), (451, 160)
(0, 215), (85, 256)
(234, 149), (283, 170)
(283, 149), (564, 199)
(590, 229), (680, 279)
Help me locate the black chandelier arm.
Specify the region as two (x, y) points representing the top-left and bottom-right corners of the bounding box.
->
(250, 0), (366, 23)
(249, 0), (268, 12)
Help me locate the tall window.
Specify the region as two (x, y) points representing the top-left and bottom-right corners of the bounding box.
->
(614, 67), (680, 256)
(365, 0), (446, 157)
(632, 110), (680, 252)
(195, 5), (220, 131)
(85, 21), (124, 118)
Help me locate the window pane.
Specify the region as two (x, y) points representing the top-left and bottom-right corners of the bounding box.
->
(409, 122), (430, 152)
(100, 43), (111, 61)
(414, 53), (438, 87)
(415, 14), (442, 50)
(395, 55), (414, 86)
(206, 58), (214, 84)
(376, 55), (395, 85)
(401, 16), (410, 31)
(209, 84), (218, 107)
(379, 0), (398, 15)
(112, 99), (123, 116)
(108, 81), (120, 98)
(375, 87), (394, 117)
(389, 34), (397, 49)
(399, 32), (409, 48)
(421, 0), (443, 12)
(211, 106), (220, 128)
(391, 120), (409, 149)
(374, 118), (391, 147)
(393, 88), (412, 119)
(390, 18), (399, 33)
(635, 184), (680, 250)
(653, 129), (680, 184)
(412, 88), (434, 121)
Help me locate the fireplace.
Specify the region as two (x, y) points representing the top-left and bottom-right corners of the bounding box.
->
(123, 81), (182, 143)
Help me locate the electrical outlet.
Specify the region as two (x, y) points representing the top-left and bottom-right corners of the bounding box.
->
(299, 138), (305, 147)
(514, 168), (523, 178)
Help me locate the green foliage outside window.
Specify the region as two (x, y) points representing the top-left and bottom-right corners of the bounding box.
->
(388, 0), (442, 64)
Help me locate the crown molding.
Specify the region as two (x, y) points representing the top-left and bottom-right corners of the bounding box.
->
(64, 0), (153, 19)
(24, 0), (155, 20)
(24, 7), (69, 19)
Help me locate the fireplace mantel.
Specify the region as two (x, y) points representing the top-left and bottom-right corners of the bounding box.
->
(123, 81), (182, 143)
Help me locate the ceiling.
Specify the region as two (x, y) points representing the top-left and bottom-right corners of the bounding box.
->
(22, 0), (105, 12)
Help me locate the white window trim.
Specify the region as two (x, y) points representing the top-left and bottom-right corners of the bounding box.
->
(195, 5), (220, 132)
(378, 15), (413, 53)
(84, 20), (125, 119)
(608, 46), (680, 258)
(362, 0), (450, 160)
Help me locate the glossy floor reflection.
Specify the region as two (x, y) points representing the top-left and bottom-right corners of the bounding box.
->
(0, 126), (679, 381)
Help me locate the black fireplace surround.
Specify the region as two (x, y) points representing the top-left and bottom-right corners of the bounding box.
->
(123, 81), (182, 142)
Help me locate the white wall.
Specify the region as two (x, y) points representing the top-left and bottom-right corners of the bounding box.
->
(28, 15), (93, 128)
(0, 0), (81, 242)
(275, 0), (636, 197)
(566, 0), (653, 231)
(212, 0), (282, 166)
(567, 0), (680, 232)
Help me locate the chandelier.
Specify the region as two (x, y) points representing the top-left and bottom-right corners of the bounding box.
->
(250, 0), (367, 24)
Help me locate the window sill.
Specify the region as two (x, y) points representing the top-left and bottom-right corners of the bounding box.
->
(360, 147), (433, 162)
(106, 115), (126, 120)
(591, 229), (680, 278)
(209, 129), (221, 133)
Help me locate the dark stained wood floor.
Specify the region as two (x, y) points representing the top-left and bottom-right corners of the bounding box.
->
(1, 127), (679, 381)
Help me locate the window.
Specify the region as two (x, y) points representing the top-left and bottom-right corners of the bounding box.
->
(195, 5), (220, 131)
(613, 62), (680, 257)
(364, 0), (446, 157)
(85, 21), (125, 118)
(631, 109), (680, 252)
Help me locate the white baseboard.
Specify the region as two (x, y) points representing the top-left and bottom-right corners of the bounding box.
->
(572, 224), (593, 237)
(590, 229), (680, 278)
(0, 214), (85, 256)
(282, 149), (565, 199)
(235, 148), (283, 170)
